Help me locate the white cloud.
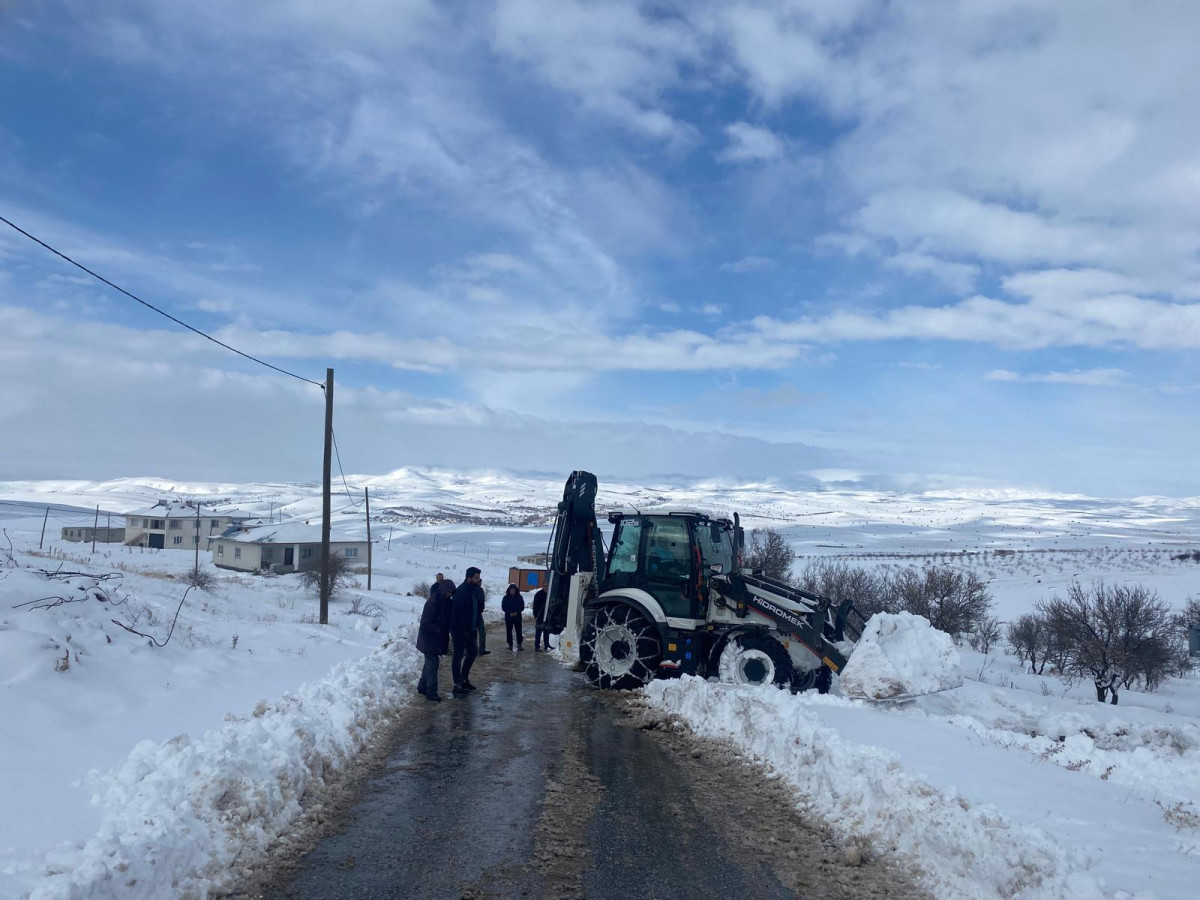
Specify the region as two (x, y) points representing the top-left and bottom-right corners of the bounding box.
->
(490, 0), (698, 143)
(883, 251), (978, 294)
(754, 289), (1200, 351)
(717, 122), (785, 164)
(985, 368), (1129, 387)
(719, 255), (773, 273)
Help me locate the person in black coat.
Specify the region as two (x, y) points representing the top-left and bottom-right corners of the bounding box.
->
(450, 567), (483, 694)
(501, 583), (525, 651)
(532, 586), (554, 651)
(415, 590), (447, 702)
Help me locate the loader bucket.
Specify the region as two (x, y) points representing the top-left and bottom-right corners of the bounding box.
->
(838, 612), (963, 701)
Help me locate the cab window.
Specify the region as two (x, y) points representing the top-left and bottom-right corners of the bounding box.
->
(644, 518), (691, 579)
(608, 518), (643, 575)
(691, 521), (734, 576)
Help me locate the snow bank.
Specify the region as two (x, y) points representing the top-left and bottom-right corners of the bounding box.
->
(25, 625), (422, 900)
(839, 612), (963, 700)
(644, 677), (1102, 900)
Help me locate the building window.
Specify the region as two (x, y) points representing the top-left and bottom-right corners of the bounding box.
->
(169, 521), (181, 530)
(173, 536), (183, 545)
(193, 520), (200, 529)
(301, 547), (313, 559)
(192, 536), (199, 543)
(343, 547), (358, 558)
(151, 519), (164, 529)
(217, 545), (224, 556)
(234, 547), (242, 559)
(211, 520), (220, 528)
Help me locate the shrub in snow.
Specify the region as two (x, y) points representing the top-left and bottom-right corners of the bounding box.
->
(182, 566), (217, 592)
(298, 553), (355, 597)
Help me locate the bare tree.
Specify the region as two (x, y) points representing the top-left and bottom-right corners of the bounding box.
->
(885, 566), (993, 638)
(969, 616), (1002, 654)
(1037, 581), (1177, 704)
(745, 529), (795, 582)
(795, 559), (890, 617)
(1007, 613), (1049, 673)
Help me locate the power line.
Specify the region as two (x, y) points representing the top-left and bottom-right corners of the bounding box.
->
(332, 430), (362, 507)
(0, 213), (325, 389)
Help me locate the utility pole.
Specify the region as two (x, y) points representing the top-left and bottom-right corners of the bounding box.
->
(91, 505), (99, 553)
(319, 368), (334, 624)
(364, 487), (372, 591)
(194, 502), (201, 574)
(387, 526), (393, 551)
(38, 506), (48, 550)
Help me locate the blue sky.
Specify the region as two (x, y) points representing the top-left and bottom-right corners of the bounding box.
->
(2, 0), (1200, 496)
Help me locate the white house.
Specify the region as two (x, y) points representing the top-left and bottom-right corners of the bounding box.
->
(124, 502), (251, 550)
(211, 522), (367, 574)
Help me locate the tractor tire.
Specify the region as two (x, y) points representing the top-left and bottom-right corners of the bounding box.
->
(815, 664), (833, 695)
(581, 604), (662, 690)
(790, 667), (819, 693)
(717, 631), (793, 688)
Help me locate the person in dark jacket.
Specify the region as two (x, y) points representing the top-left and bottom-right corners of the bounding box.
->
(532, 587), (554, 651)
(415, 579), (453, 701)
(501, 583), (525, 651)
(468, 580), (487, 657)
(450, 567), (483, 694)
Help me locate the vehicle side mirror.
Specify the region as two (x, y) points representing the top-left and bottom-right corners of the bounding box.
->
(709, 563), (724, 574)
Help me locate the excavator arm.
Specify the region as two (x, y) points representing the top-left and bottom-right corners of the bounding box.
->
(542, 470), (606, 635)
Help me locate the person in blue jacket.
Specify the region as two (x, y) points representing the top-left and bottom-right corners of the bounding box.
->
(501, 582), (525, 651)
(450, 567), (483, 695)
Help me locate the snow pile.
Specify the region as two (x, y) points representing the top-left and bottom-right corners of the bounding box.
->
(25, 624), (422, 900)
(644, 677), (1103, 900)
(839, 612), (963, 700)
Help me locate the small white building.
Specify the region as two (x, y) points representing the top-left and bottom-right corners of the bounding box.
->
(124, 502), (251, 550)
(211, 522), (367, 574)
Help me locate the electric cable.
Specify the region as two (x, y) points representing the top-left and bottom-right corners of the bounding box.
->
(331, 430), (362, 507)
(0, 214), (325, 388)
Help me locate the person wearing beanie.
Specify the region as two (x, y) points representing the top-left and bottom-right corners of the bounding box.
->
(501, 583), (525, 651)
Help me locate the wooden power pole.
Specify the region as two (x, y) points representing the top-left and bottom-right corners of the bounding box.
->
(39, 506), (49, 550)
(364, 487), (372, 591)
(91, 505), (99, 553)
(194, 503), (201, 573)
(319, 368), (334, 624)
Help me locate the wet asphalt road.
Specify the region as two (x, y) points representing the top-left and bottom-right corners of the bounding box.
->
(256, 629), (922, 900)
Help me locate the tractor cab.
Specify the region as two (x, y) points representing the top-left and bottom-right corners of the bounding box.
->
(601, 511), (741, 621)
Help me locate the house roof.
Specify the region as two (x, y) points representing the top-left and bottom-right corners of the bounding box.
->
(126, 502), (252, 519)
(213, 522), (360, 545)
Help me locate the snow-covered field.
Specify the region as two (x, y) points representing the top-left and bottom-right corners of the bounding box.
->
(2, 471), (1200, 899)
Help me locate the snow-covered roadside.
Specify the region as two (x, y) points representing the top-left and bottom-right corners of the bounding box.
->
(644, 677), (1104, 900)
(16, 624), (421, 899)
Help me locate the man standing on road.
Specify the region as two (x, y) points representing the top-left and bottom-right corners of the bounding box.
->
(451, 567), (483, 695)
(476, 580), (492, 656)
(415, 578), (452, 702)
(532, 586), (554, 651)
(502, 583), (525, 651)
